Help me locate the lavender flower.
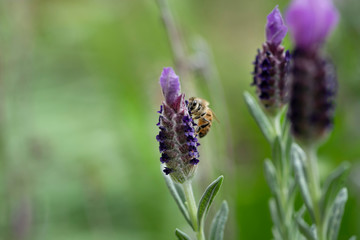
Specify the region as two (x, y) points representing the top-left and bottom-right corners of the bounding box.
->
(156, 67), (200, 183)
(286, 0), (339, 143)
(286, 0), (339, 50)
(252, 6), (290, 112)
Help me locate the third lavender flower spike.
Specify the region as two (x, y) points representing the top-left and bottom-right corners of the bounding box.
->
(286, 0), (339, 143)
(252, 6), (290, 113)
(156, 67), (200, 184)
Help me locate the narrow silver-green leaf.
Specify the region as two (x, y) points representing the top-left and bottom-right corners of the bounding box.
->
(295, 206), (317, 240)
(209, 200), (229, 240)
(198, 176), (224, 227)
(326, 188), (348, 240)
(175, 228), (192, 240)
(281, 113), (290, 140)
(272, 137), (283, 170)
(243, 91), (275, 143)
(349, 236), (357, 240)
(163, 173), (193, 228)
(175, 182), (187, 205)
(272, 227), (283, 240)
(287, 178), (297, 201)
(310, 225), (318, 240)
(291, 143), (306, 164)
(320, 162), (350, 217)
(264, 159), (279, 196)
(269, 198), (283, 236)
(296, 217), (317, 240)
(292, 152), (315, 222)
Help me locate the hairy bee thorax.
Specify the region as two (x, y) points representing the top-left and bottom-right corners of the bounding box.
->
(187, 97), (214, 138)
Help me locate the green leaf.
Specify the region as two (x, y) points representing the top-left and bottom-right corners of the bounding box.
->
(175, 182), (187, 205)
(271, 227), (283, 240)
(175, 228), (192, 240)
(292, 146), (316, 222)
(287, 178), (297, 201)
(320, 162), (350, 217)
(163, 173), (193, 228)
(326, 188), (348, 240)
(197, 176), (224, 228)
(243, 91), (275, 143)
(296, 217), (317, 239)
(264, 159), (279, 197)
(272, 137), (283, 170)
(281, 112), (290, 140)
(295, 206), (317, 240)
(269, 198), (283, 236)
(291, 143), (306, 164)
(209, 200), (229, 240)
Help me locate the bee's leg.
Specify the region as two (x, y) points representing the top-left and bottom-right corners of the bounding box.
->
(199, 122), (210, 129)
(193, 115), (201, 120)
(195, 126), (201, 134)
(195, 126), (202, 135)
(202, 118), (211, 123)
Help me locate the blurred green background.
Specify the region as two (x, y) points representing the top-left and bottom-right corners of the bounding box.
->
(0, 0), (359, 239)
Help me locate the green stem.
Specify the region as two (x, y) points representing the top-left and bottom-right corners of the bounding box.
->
(270, 112), (299, 240)
(197, 227), (205, 240)
(183, 181), (205, 240)
(304, 145), (323, 240)
(273, 113), (287, 179)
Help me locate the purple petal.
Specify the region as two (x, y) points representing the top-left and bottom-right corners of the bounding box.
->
(159, 67), (181, 109)
(266, 6), (288, 46)
(285, 0), (339, 49)
(163, 167), (173, 175)
(189, 158), (200, 165)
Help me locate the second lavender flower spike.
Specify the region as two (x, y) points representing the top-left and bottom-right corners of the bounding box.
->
(246, 6), (304, 240)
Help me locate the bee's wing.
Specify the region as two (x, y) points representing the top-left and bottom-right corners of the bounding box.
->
(211, 109), (220, 123)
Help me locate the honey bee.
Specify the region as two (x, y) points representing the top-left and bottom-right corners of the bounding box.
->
(188, 97), (218, 138)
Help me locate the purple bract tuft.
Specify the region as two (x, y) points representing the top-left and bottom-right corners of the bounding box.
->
(285, 0), (339, 50)
(159, 67), (181, 110)
(156, 67), (200, 183)
(266, 6), (288, 47)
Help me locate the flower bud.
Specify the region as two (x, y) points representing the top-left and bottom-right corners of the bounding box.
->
(156, 67), (200, 183)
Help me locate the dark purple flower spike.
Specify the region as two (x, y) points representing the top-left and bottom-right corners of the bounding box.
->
(286, 0), (339, 143)
(287, 49), (337, 143)
(252, 6), (290, 113)
(156, 67), (200, 183)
